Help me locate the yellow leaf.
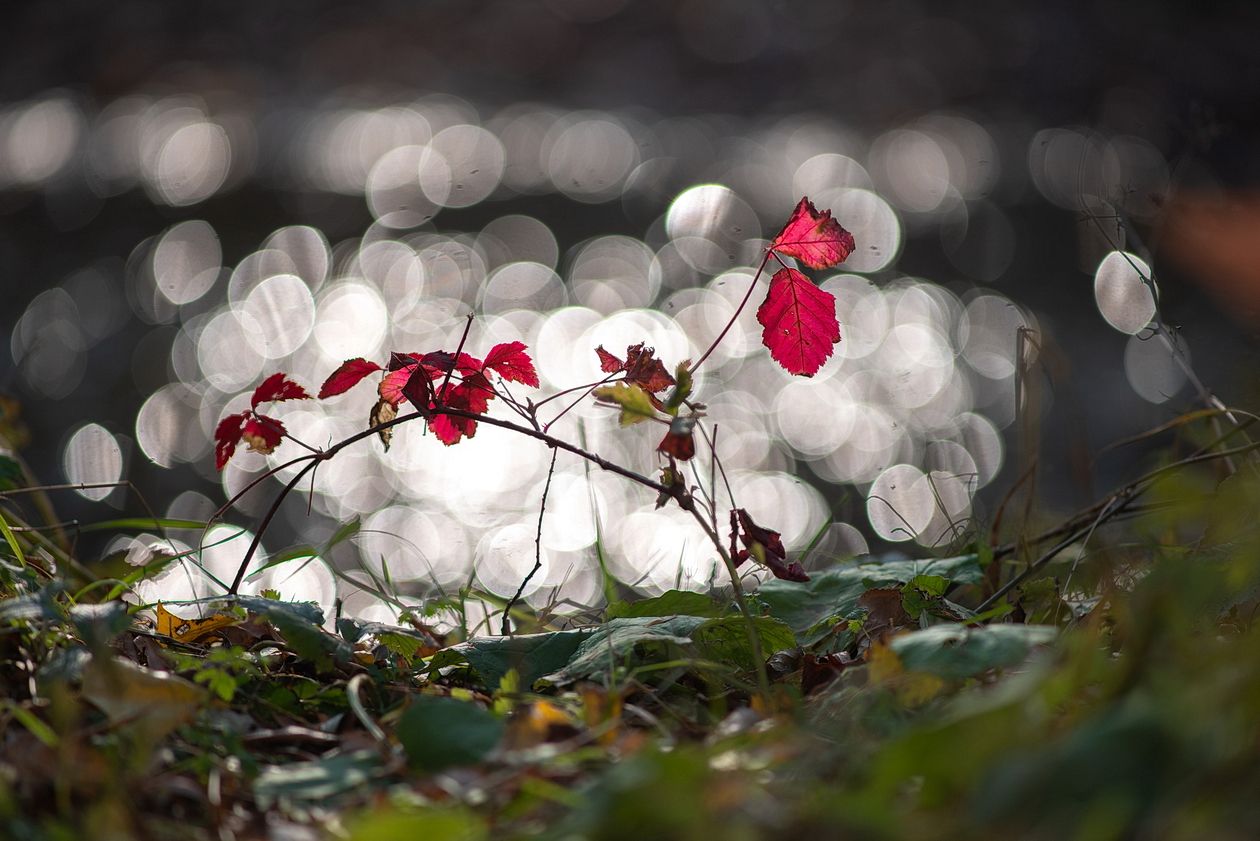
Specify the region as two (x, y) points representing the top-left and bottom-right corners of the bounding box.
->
(593, 383), (658, 427)
(154, 602), (239, 644)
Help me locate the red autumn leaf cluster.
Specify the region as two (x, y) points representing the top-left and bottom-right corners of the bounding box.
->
(729, 508), (809, 582)
(319, 341), (539, 447)
(595, 343), (675, 395)
(215, 373), (312, 469)
(759, 197), (855, 377)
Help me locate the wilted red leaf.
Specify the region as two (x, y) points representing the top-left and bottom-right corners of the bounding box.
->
(595, 344), (675, 394)
(241, 415), (285, 455)
(757, 268), (841, 377)
(595, 345), (623, 374)
(730, 508), (808, 582)
(858, 587), (913, 643)
(214, 412), (249, 470)
(319, 358), (382, 399)
(768, 197), (855, 270)
(483, 341), (540, 387)
(250, 373), (311, 409)
(657, 416), (697, 461)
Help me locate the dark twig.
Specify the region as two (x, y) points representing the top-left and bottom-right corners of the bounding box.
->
(502, 447), (559, 635)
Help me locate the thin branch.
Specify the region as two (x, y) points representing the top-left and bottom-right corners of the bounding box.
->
(502, 447), (559, 635)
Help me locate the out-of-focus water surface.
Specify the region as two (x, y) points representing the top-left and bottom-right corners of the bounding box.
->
(2, 2), (1257, 629)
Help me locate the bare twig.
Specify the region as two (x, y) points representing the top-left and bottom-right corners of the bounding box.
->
(502, 447), (559, 635)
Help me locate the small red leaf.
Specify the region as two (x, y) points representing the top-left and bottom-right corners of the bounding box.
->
(657, 416), (697, 461)
(595, 345), (623, 374)
(319, 358), (382, 398)
(730, 508), (808, 582)
(214, 412), (249, 470)
(428, 412), (476, 446)
(241, 414), (285, 455)
(768, 197), (855, 270)
(757, 268), (841, 377)
(623, 344), (675, 394)
(484, 341), (539, 387)
(379, 366), (415, 407)
(251, 373), (310, 409)
(596, 343), (675, 394)
(400, 365), (434, 414)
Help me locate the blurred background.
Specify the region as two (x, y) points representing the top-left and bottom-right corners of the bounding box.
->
(2, 0), (1257, 627)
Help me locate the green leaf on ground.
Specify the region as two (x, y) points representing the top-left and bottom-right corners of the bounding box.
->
(430, 629), (590, 688)
(539, 616), (710, 686)
(759, 554), (983, 634)
(254, 750), (383, 810)
(890, 623), (1057, 680)
(397, 695), (505, 771)
(607, 590), (726, 619)
(691, 616), (796, 671)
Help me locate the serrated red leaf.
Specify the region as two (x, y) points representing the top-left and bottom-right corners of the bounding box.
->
(769, 197), (855, 270)
(757, 268), (840, 377)
(214, 412), (249, 470)
(623, 344), (675, 394)
(251, 373), (310, 409)
(596, 343), (675, 394)
(241, 414), (286, 455)
(379, 365), (414, 407)
(319, 358), (382, 398)
(428, 412), (476, 446)
(483, 341), (539, 387)
(595, 345), (623, 374)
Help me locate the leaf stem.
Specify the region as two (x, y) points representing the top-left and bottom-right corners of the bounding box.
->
(691, 250), (773, 375)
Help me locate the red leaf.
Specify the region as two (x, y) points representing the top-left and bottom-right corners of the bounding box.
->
(214, 412), (249, 470)
(428, 412), (476, 446)
(596, 343), (675, 393)
(730, 508), (808, 582)
(483, 341), (539, 387)
(768, 197), (855, 270)
(319, 358), (382, 398)
(757, 268), (841, 377)
(251, 373), (310, 409)
(623, 344), (675, 394)
(241, 414), (286, 455)
(400, 365), (433, 413)
(379, 365), (415, 407)
(657, 416), (697, 461)
(595, 345), (623, 374)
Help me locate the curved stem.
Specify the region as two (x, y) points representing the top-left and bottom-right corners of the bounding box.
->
(691, 250), (773, 375)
